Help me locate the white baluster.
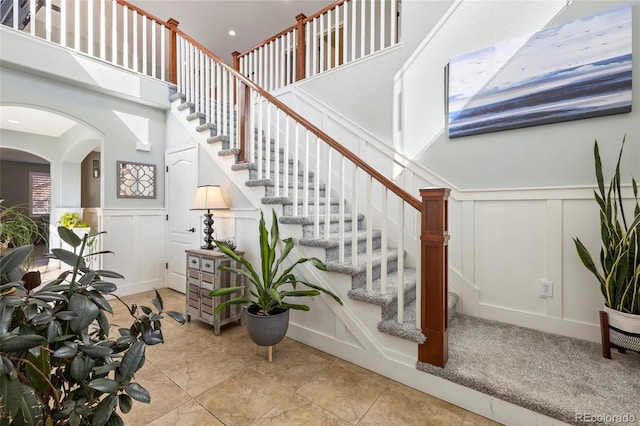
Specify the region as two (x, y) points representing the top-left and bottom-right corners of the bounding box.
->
(397, 201), (405, 323)
(216, 62), (222, 136)
(30, 0), (35, 36)
(351, 164), (358, 265)
(360, 0), (365, 58)
(205, 56), (211, 123)
(314, 137), (321, 237)
(12, 0), (18, 31)
(257, 96), (263, 178)
(45, 0), (51, 41)
(111, 0), (117, 63)
(366, 175), (373, 291)
(293, 123), (300, 213)
(122, 5), (128, 68)
(176, 36), (182, 93)
(414, 208), (420, 328)
(319, 14), (325, 73)
(334, 6), (339, 68)
(87, 0), (93, 55)
(370, 0), (375, 54)
(284, 115), (290, 199)
(160, 25), (165, 81)
(324, 148), (332, 240)
(326, 8), (332, 70)
(303, 132), (310, 218)
(100, 0), (106, 60)
(151, 22), (156, 78)
(391, 0), (397, 45)
(60, 0), (66, 46)
(343, 2), (349, 65)
(338, 156), (345, 263)
(380, 188), (388, 294)
(380, 0), (385, 49)
(74, 0), (79, 49)
(274, 109), (280, 197)
(132, 11), (138, 71)
(142, 17), (147, 74)
(265, 104), (271, 179)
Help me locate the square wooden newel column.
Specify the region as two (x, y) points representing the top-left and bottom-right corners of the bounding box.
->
(185, 248), (245, 335)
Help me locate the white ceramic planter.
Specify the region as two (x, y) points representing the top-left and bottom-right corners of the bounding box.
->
(603, 305), (640, 352)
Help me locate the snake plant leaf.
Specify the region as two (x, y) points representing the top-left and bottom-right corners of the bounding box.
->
(279, 302), (311, 311)
(213, 297), (251, 314)
(209, 286), (246, 297)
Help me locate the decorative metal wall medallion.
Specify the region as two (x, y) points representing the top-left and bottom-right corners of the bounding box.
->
(117, 161), (156, 199)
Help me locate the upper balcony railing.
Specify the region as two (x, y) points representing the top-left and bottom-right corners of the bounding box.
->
(233, 0), (401, 92)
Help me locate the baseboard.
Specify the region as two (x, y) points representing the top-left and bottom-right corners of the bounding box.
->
(478, 303), (600, 343)
(287, 322), (569, 426)
(114, 280), (162, 298)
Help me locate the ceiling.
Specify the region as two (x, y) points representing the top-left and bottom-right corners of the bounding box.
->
(0, 0), (332, 162)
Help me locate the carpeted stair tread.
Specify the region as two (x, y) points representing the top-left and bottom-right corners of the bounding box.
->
(196, 122), (217, 133)
(186, 112), (205, 122)
(209, 135), (230, 145)
(325, 249), (399, 275)
(347, 269), (417, 307)
(279, 213), (363, 226)
(377, 298), (426, 343)
(299, 230), (381, 249)
(169, 93), (185, 102)
(415, 315), (640, 425)
(261, 196), (341, 206)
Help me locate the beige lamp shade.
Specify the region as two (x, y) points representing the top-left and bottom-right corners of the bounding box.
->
(191, 185), (228, 211)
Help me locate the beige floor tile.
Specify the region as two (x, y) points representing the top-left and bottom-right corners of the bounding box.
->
(122, 364), (191, 425)
(195, 371), (292, 425)
(164, 356), (248, 397)
(254, 393), (350, 425)
(462, 411), (504, 425)
(146, 400), (224, 426)
(296, 359), (389, 424)
(243, 339), (335, 391)
(359, 380), (466, 426)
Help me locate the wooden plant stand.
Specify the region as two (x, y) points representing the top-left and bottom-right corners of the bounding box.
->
(600, 310), (629, 359)
(255, 344), (279, 362)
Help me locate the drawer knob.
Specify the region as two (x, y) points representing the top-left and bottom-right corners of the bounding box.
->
(191, 260), (197, 264)
(204, 263), (211, 268)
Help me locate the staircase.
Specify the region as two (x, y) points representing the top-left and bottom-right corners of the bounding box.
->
(170, 91), (458, 349)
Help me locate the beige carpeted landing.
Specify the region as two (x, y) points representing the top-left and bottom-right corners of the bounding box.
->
(417, 315), (640, 426)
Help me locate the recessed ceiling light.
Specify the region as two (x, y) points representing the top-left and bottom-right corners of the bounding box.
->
(228, 30), (236, 36)
(7, 119), (20, 124)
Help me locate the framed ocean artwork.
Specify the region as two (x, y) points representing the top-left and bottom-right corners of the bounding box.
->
(447, 3), (632, 139)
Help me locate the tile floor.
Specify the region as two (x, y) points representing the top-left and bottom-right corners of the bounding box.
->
(111, 288), (501, 425)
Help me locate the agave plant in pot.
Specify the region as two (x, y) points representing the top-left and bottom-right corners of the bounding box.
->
(573, 136), (640, 358)
(209, 209), (342, 361)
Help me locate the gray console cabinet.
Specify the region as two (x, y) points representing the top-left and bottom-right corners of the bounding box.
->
(185, 248), (244, 335)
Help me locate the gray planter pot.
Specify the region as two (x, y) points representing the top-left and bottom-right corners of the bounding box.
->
(245, 304), (289, 347)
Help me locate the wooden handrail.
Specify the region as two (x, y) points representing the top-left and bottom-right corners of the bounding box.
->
(234, 0), (349, 60)
(173, 26), (421, 212)
(116, 0), (172, 29)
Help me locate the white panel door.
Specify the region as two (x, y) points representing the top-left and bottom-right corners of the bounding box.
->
(165, 145), (199, 293)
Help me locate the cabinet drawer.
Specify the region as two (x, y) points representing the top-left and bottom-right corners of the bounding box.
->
(187, 255), (200, 270)
(200, 274), (214, 291)
(201, 258), (215, 273)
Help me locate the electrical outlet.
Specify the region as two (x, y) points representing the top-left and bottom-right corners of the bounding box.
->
(539, 279), (553, 298)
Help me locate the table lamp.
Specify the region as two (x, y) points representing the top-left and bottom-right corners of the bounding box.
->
(191, 185), (228, 249)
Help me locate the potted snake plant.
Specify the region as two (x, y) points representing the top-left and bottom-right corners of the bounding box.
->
(209, 209), (342, 352)
(573, 136), (639, 355)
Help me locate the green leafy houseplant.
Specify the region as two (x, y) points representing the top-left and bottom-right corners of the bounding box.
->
(209, 209), (343, 315)
(0, 227), (187, 426)
(57, 212), (90, 229)
(0, 204), (47, 261)
(574, 137), (640, 315)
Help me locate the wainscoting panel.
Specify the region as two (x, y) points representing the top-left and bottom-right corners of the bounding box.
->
(99, 209), (165, 296)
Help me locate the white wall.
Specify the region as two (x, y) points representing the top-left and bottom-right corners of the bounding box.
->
(391, 0), (640, 342)
(0, 27), (172, 294)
